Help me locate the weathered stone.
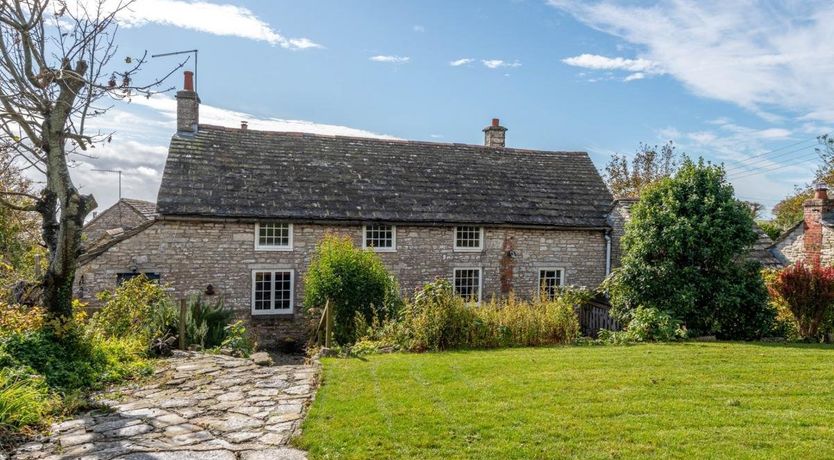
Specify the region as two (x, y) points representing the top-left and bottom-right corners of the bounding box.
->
(118, 450), (236, 460)
(240, 447), (307, 460)
(58, 432), (100, 447)
(251, 352), (273, 366)
(12, 353), (318, 459)
(192, 414), (263, 432)
(226, 431), (262, 443)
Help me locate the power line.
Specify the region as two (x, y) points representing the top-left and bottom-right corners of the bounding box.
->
(723, 138), (820, 174)
(724, 144), (819, 176)
(728, 151), (820, 181)
(725, 136), (819, 167)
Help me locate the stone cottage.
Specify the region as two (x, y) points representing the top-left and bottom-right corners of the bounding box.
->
(770, 184), (834, 266)
(76, 71), (618, 346)
(83, 198), (157, 247)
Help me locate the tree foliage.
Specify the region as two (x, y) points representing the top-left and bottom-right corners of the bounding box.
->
(603, 141), (678, 198)
(0, 1), (180, 318)
(767, 261), (834, 340)
(605, 158), (775, 338)
(304, 234), (401, 345)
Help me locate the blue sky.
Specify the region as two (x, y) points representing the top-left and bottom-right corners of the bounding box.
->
(74, 0), (834, 217)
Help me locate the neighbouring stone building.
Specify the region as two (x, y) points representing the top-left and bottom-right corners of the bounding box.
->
(770, 184), (834, 266)
(76, 71), (620, 346)
(83, 198), (157, 246)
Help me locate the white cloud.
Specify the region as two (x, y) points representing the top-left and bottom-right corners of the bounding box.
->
(369, 55), (410, 64)
(106, 0), (322, 49)
(450, 58), (474, 67)
(548, 0), (834, 121)
(562, 54), (659, 73)
(623, 72), (645, 82)
(482, 59), (521, 69)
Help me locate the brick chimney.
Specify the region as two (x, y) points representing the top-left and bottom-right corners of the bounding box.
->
(803, 183), (832, 266)
(176, 71), (200, 133)
(483, 118), (507, 148)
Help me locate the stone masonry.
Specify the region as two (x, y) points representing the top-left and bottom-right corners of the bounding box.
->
(12, 351), (316, 460)
(84, 202), (149, 245)
(76, 220), (608, 347)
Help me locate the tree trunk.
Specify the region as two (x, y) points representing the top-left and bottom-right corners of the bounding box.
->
(41, 189), (94, 318)
(38, 68), (97, 318)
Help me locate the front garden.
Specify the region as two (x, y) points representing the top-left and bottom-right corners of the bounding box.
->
(299, 342), (834, 459)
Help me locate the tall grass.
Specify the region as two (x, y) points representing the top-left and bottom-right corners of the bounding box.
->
(358, 280), (587, 352)
(0, 369), (53, 430)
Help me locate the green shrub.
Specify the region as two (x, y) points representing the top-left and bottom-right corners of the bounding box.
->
(0, 368), (53, 430)
(184, 296), (234, 348)
(606, 159), (775, 339)
(598, 306), (686, 344)
(368, 280), (585, 352)
(90, 275), (170, 340)
(220, 321), (257, 357)
(304, 234), (401, 345)
(0, 328), (150, 392)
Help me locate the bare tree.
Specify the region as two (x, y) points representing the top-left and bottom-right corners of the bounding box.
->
(604, 141), (678, 199)
(0, 0), (181, 318)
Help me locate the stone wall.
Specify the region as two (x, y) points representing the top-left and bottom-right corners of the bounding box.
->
(84, 202), (147, 244)
(608, 199), (635, 269)
(75, 220), (607, 347)
(772, 223), (834, 266)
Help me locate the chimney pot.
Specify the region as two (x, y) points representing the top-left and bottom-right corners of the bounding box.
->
(241, 121), (248, 130)
(492, 118), (500, 127)
(815, 183), (829, 200)
(183, 70), (194, 92)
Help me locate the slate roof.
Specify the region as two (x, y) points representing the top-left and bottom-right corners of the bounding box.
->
(157, 125), (614, 228)
(750, 225), (782, 268)
(121, 198), (158, 220)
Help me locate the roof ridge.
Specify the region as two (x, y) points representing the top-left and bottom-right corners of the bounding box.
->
(195, 124), (588, 156)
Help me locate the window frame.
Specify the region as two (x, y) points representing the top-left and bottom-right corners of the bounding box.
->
(254, 222), (293, 251)
(538, 267), (566, 300)
(362, 224), (397, 252)
(250, 268), (295, 315)
(452, 267), (483, 304)
(453, 226), (484, 252)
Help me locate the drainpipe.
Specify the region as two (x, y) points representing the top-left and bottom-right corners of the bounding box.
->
(604, 231), (612, 276)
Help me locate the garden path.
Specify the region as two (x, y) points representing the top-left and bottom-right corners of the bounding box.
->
(12, 351), (318, 460)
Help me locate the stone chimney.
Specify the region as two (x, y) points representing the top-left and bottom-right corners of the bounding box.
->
(803, 183), (832, 266)
(483, 118), (507, 148)
(176, 71), (200, 133)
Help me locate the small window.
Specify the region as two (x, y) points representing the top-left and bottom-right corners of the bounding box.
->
(117, 272), (161, 285)
(454, 226), (483, 251)
(453, 268), (482, 303)
(539, 269), (565, 300)
(251, 269), (294, 315)
(255, 223), (293, 251)
(363, 224), (396, 251)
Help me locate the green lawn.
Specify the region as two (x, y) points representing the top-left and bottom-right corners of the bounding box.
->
(297, 342), (834, 459)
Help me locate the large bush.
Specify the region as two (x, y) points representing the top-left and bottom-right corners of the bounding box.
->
(304, 234), (401, 345)
(605, 159), (775, 338)
(90, 275), (171, 339)
(768, 261), (834, 340)
(365, 279), (585, 352)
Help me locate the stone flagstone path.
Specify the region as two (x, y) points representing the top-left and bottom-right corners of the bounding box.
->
(13, 351), (318, 460)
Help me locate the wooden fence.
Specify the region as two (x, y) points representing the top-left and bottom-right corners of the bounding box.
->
(578, 300), (621, 337)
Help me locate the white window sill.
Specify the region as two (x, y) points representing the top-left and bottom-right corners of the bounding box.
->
(251, 310), (294, 316)
(255, 246), (293, 252)
(453, 247), (483, 253)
